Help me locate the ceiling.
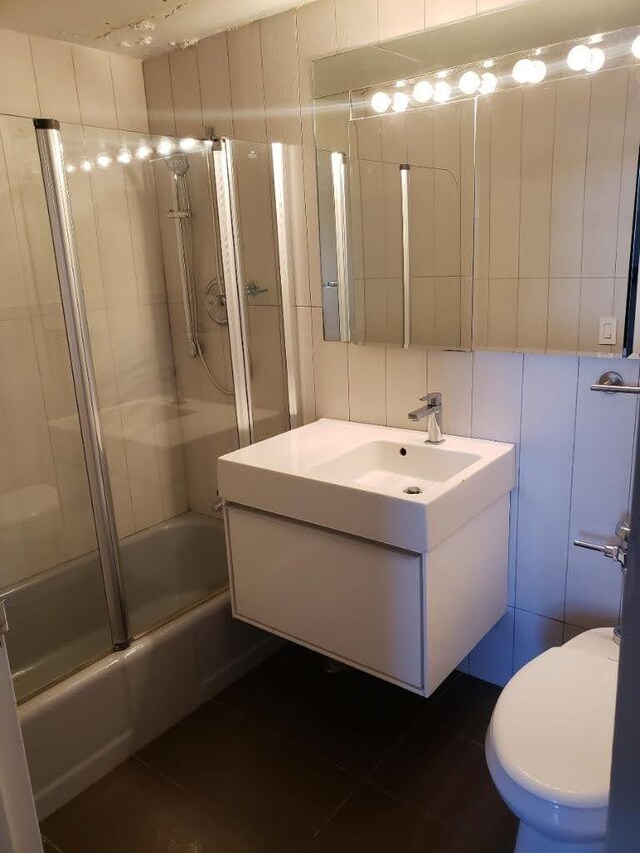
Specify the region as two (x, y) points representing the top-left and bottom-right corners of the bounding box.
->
(0, 0), (317, 57)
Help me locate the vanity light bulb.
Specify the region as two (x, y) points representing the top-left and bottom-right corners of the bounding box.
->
(96, 153), (112, 168)
(136, 142), (153, 160)
(412, 81), (434, 103)
(116, 147), (132, 165)
(66, 164), (76, 173)
(458, 70), (481, 95)
(157, 137), (175, 156)
(479, 72), (498, 95)
(370, 91), (391, 113)
(512, 58), (534, 84)
(391, 91), (410, 112)
(179, 137), (198, 151)
(587, 47), (605, 72)
(633, 35), (640, 60)
(529, 60), (547, 83)
(433, 81), (451, 103)
(80, 159), (93, 172)
(567, 44), (591, 71)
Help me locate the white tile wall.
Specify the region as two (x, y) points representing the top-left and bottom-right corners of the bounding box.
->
(143, 0), (640, 686)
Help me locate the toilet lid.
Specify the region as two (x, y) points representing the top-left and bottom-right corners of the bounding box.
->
(490, 646), (618, 809)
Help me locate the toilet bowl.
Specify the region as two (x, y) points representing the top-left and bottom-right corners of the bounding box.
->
(485, 628), (619, 853)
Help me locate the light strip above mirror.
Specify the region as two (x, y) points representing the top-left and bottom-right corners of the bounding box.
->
(352, 25), (640, 118)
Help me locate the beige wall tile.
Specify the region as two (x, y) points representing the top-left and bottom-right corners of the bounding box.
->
(72, 45), (117, 129)
(424, 0), (475, 28)
(386, 347), (427, 429)
(197, 34), (234, 138)
(356, 117), (382, 161)
(474, 97), (491, 280)
(519, 85), (554, 279)
(582, 70), (628, 279)
(169, 46), (203, 138)
(247, 306), (290, 441)
(380, 112), (407, 163)
(87, 140), (137, 307)
(297, 0), (337, 145)
(379, 0), (424, 41)
(30, 36), (80, 124)
(228, 23), (267, 143)
(406, 108), (434, 167)
(435, 277), (462, 348)
(477, 0), (521, 10)
(487, 278), (518, 350)
(0, 30), (39, 118)
(516, 279), (548, 352)
(410, 277), (437, 346)
(142, 53), (176, 136)
(616, 71), (640, 278)
(488, 90), (522, 279)
(296, 306), (317, 423)
(546, 279), (580, 353)
(285, 145), (312, 306)
(347, 343), (386, 424)
(410, 167), (436, 278)
(260, 11), (302, 145)
(472, 278), (489, 349)
(549, 77), (589, 278)
(110, 55), (149, 134)
(336, 0), (379, 50)
(312, 307), (349, 418)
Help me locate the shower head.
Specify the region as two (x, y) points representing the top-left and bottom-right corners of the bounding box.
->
(164, 153), (190, 176)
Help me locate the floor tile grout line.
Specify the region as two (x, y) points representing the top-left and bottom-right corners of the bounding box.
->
(132, 753), (273, 850)
(210, 692), (372, 781)
(41, 833), (64, 853)
(296, 776), (367, 851)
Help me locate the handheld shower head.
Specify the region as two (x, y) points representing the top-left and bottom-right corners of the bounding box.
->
(164, 153), (190, 176)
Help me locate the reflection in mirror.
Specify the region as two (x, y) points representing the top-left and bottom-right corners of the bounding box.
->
(314, 13), (640, 356)
(229, 140), (291, 442)
(474, 71), (640, 355)
(318, 99), (474, 350)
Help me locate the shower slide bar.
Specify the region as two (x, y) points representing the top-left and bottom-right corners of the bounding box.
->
(34, 119), (131, 651)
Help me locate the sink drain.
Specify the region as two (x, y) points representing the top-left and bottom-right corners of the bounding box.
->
(403, 486), (423, 495)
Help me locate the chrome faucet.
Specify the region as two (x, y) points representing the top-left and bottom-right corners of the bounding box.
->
(408, 392), (445, 444)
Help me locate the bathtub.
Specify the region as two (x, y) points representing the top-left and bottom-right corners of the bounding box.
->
(6, 512), (276, 819)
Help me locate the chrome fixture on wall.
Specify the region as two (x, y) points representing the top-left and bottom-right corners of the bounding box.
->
(165, 151), (233, 396)
(574, 518), (630, 642)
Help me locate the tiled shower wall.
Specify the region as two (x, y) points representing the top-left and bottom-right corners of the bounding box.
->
(0, 30), (190, 588)
(144, 0), (640, 685)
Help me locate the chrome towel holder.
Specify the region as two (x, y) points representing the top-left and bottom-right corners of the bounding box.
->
(591, 371), (640, 394)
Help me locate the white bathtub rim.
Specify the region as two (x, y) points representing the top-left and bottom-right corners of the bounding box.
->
(18, 589), (278, 820)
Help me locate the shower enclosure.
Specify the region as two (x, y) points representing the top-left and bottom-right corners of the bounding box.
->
(0, 112), (300, 813)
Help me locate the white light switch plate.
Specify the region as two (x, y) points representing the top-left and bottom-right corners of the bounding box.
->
(599, 316), (617, 345)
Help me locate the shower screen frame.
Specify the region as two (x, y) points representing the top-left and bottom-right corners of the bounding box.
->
(33, 118), (131, 651)
(30, 120), (303, 655)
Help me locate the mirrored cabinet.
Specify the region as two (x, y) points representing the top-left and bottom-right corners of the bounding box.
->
(314, 0), (640, 357)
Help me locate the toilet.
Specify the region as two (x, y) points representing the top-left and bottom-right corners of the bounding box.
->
(485, 628), (619, 853)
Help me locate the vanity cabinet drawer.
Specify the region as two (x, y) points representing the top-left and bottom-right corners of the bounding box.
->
(226, 505), (424, 690)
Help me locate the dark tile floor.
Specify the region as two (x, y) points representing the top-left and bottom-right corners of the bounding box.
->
(40, 645), (517, 853)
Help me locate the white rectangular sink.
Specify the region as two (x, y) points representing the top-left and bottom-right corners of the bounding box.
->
(218, 419), (515, 552)
(310, 440), (481, 492)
